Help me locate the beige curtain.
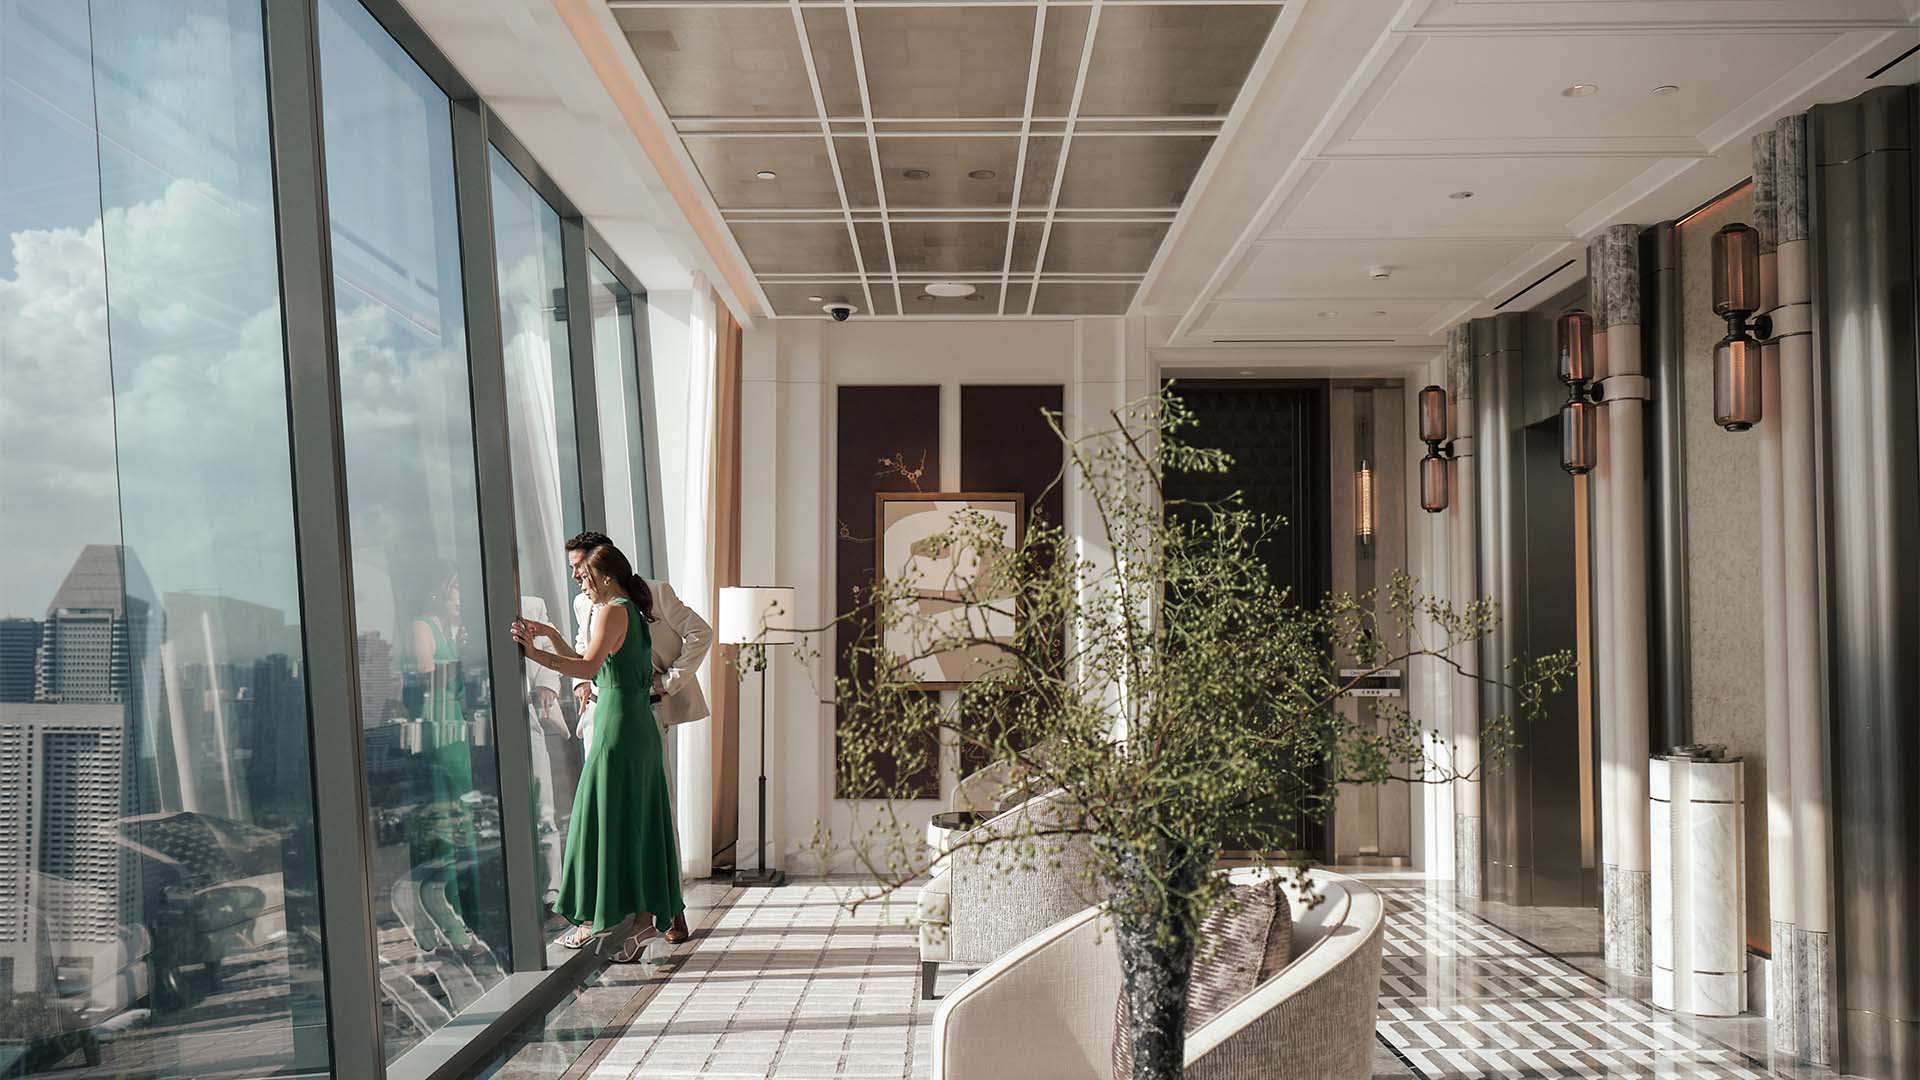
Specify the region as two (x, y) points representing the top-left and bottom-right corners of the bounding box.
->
(708, 309), (744, 869)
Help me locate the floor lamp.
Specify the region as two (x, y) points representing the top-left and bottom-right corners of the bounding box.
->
(719, 585), (796, 887)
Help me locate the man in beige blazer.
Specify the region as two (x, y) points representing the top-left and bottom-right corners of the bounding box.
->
(566, 532), (710, 942)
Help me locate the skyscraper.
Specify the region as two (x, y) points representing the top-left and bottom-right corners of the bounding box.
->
(33, 545), (154, 707)
(0, 618), (39, 703)
(0, 546), (149, 1009)
(0, 707), (135, 1007)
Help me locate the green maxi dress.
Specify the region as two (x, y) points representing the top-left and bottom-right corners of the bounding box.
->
(555, 598), (685, 933)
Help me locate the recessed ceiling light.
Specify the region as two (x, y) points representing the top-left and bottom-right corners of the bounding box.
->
(1561, 83), (1599, 98)
(925, 282), (977, 298)
(1449, 190), (1475, 200)
(1372, 310), (1390, 317)
(903, 168), (931, 180)
(807, 295), (825, 303)
(754, 169), (778, 180)
(968, 169), (997, 180)
(1651, 84), (1680, 96)
(1318, 310), (1339, 318)
(1239, 369), (1255, 375)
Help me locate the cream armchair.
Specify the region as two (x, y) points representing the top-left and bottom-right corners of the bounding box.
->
(931, 869), (1385, 1080)
(917, 788), (1097, 999)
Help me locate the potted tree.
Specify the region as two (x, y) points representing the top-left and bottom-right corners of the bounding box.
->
(778, 389), (1568, 1080)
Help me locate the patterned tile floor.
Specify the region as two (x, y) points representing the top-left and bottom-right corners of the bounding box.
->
(467, 873), (1845, 1080)
(1360, 873), (1841, 1080)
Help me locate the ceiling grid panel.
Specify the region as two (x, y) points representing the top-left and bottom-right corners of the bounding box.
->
(1024, 0), (1101, 315)
(611, 0), (1286, 317)
(839, 0), (907, 315)
(786, 0), (878, 317)
(997, 1), (1049, 314)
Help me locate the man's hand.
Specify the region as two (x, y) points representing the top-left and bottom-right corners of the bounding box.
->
(572, 682), (595, 710)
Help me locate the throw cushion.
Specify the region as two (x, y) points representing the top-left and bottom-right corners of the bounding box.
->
(1110, 878), (1288, 1079)
(1260, 882), (1293, 981)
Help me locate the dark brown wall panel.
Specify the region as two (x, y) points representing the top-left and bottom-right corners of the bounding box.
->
(961, 385), (1066, 528)
(836, 386), (942, 798)
(959, 385), (1066, 773)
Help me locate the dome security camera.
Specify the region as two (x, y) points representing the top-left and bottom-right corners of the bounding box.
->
(824, 302), (857, 322)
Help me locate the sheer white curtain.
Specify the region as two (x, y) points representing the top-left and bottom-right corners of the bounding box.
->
(670, 274), (718, 879)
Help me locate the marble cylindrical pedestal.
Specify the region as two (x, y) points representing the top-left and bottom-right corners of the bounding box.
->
(1651, 754), (1746, 1015)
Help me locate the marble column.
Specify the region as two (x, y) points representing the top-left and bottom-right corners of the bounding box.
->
(1755, 112), (1835, 1065)
(1586, 234), (1617, 934)
(1751, 126), (1801, 1057)
(1595, 225), (1652, 977)
(1447, 322), (1482, 900)
(1774, 112), (1833, 1066)
(1809, 85), (1915, 1080)
(1651, 754), (1746, 1016)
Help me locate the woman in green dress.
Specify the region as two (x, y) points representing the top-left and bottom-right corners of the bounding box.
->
(404, 567), (488, 958)
(510, 544), (685, 962)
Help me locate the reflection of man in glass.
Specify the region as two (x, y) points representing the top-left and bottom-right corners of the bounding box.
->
(520, 594), (568, 903)
(402, 564), (488, 962)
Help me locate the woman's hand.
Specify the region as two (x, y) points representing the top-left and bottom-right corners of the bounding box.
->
(514, 617), (562, 645)
(510, 619), (543, 651)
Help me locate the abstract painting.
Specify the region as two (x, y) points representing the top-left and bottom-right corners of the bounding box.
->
(873, 491), (1024, 689)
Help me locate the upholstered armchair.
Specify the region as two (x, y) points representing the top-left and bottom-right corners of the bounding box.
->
(930, 869), (1385, 1080)
(917, 787), (1098, 999)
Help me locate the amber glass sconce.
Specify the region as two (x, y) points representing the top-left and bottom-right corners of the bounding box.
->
(1711, 223), (1768, 432)
(1557, 309), (1598, 474)
(1417, 383), (1452, 513)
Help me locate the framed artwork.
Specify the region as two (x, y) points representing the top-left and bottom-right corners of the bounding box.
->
(873, 491), (1025, 689)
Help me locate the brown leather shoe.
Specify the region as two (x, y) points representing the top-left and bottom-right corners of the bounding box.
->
(664, 913), (690, 944)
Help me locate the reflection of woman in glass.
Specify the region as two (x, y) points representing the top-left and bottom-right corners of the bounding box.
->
(511, 544), (683, 962)
(403, 565), (487, 960)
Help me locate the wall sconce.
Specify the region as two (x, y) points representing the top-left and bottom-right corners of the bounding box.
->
(1355, 460), (1376, 544)
(1711, 223), (1768, 432)
(1417, 384), (1452, 513)
(1557, 309), (1598, 474)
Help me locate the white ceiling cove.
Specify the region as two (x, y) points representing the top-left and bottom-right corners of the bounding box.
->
(1139, 0), (1920, 349)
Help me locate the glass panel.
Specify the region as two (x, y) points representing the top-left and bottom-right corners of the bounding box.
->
(591, 257), (655, 576)
(0, 1), (328, 1075)
(317, 0), (509, 1058)
(488, 150), (584, 953)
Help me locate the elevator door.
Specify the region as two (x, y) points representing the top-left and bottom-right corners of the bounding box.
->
(1163, 381), (1331, 858)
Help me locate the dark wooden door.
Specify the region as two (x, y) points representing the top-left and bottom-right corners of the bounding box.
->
(1162, 381), (1332, 858)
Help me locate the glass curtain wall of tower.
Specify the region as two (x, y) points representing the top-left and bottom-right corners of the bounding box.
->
(488, 148), (588, 954)
(315, 0), (513, 1057)
(0, 1), (328, 1074)
(0, 0), (660, 1075)
(591, 256), (658, 577)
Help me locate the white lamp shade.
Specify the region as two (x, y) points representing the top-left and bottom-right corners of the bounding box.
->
(718, 586), (798, 645)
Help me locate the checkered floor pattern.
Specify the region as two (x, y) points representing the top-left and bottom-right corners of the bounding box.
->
(564, 878), (1808, 1079)
(581, 883), (938, 1079)
(1373, 883), (1780, 1079)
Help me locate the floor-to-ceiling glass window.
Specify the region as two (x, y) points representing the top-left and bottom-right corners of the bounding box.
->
(0, 1), (329, 1074)
(591, 257), (655, 576)
(315, 0), (510, 1058)
(488, 150), (585, 952)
